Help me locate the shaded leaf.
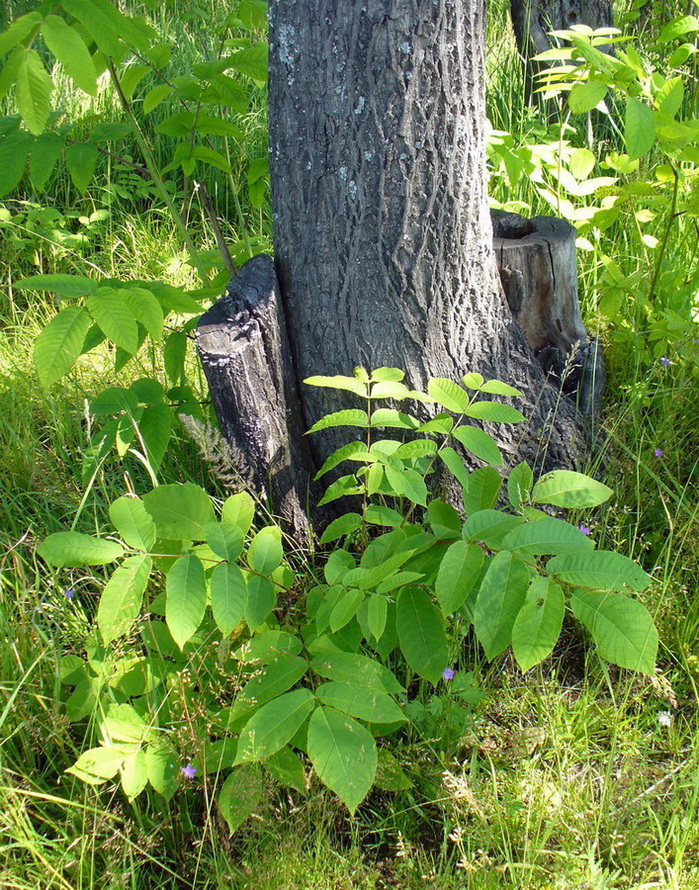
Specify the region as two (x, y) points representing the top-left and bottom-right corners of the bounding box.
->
(307, 706), (377, 813)
(396, 587), (448, 683)
(218, 765), (265, 833)
(571, 589), (658, 673)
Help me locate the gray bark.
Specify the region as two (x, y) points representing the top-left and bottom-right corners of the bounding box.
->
(268, 0), (586, 473)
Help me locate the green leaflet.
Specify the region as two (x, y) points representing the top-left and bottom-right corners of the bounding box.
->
(224, 653), (308, 727)
(15, 49), (52, 135)
(568, 81), (607, 113)
(462, 509), (525, 550)
(65, 140), (99, 194)
(501, 516), (595, 557)
(314, 441), (369, 479)
(532, 470), (613, 509)
(165, 555), (207, 650)
(427, 500), (461, 539)
(229, 41), (268, 82)
(247, 526), (283, 575)
(29, 132), (65, 191)
(122, 288), (164, 341)
(0, 12), (42, 58)
(464, 401), (525, 423)
(307, 409), (369, 433)
(315, 681), (406, 724)
(473, 550), (530, 659)
(210, 563), (247, 635)
(143, 483), (215, 540)
(307, 706), (377, 814)
(264, 747), (306, 793)
(86, 289), (140, 353)
(507, 461), (533, 509)
(235, 689), (314, 763)
(511, 578), (565, 672)
(218, 765), (265, 833)
(427, 377), (470, 413)
(206, 522), (244, 562)
(304, 374), (367, 397)
(42, 15), (97, 96)
(163, 331), (187, 383)
(435, 541), (483, 615)
(120, 750), (149, 802)
(463, 466), (502, 515)
(138, 404), (173, 470)
(310, 651), (404, 693)
(65, 746), (124, 785)
(33, 306), (92, 388)
(0, 131), (32, 196)
(145, 741), (178, 800)
(98, 555), (152, 645)
(319, 512), (363, 543)
(16, 273), (98, 298)
(39, 531), (124, 567)
(625, 97), (656, 160)
(547, 550), (652, 592)
(245, 574), (276, 631)
(452, 425), (503, 466)
(221, 491), (255, 535)
(571, 589), (658, 674)
(395, 587), (448, 683)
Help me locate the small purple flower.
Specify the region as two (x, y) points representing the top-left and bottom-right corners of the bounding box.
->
(654, 448), (663, 458)
(694, 339), (699, 345)
(64, 588), (75, 599)
(578, 524), (591, 536)
(442, 667), (455, 681)
(659, 356), (671, 367)
(180, 763), (196, 780)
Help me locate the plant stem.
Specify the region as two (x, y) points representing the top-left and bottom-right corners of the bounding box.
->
(106, 60), (210, 285)
(647, 164), (679, 305)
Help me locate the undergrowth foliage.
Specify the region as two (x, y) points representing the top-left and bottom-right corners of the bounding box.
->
(39, 367), (658, 820)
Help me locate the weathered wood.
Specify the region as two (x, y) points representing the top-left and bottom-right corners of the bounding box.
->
(492, 209), (604, 421)
(195, 255), (316, 539)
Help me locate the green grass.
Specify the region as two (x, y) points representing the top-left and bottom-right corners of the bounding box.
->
(2, 0), (699, 887)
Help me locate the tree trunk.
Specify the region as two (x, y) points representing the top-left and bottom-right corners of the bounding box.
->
(510, 0), (613, 102)
(197, 0), (597, 537)
(268, 0), (585, 460)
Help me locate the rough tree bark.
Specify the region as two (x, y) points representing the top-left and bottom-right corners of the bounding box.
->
(197, 0), (599, 537)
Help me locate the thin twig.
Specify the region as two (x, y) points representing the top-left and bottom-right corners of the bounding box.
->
(196, 181), (237, 277)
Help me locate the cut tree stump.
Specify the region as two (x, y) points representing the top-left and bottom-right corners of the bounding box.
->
(491, 209), (604, 422)
(195, 254), (316, 539)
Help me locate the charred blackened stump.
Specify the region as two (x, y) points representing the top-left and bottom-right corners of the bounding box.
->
(195, 254), (317, 540)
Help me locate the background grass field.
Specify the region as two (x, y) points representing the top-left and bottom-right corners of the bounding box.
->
(1, 0), (699, 887)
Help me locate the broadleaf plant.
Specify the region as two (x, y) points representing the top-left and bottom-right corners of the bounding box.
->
(41, 367), (658, 818)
